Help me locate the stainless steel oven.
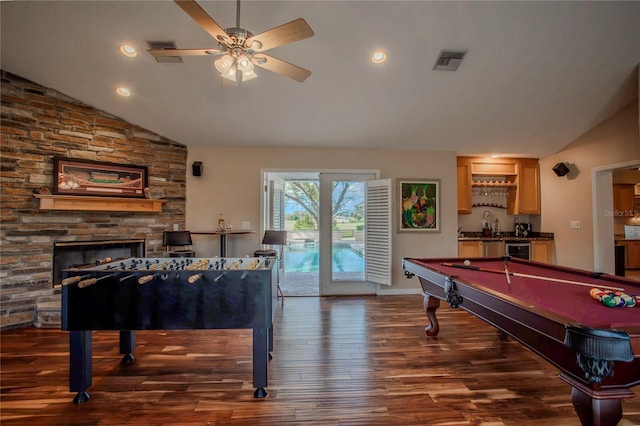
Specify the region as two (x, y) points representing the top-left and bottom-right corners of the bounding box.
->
(505, 241), (530, 260)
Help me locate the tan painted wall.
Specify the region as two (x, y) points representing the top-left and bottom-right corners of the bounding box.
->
(539, 101), (640, 270)
(185, 147), (458, 293)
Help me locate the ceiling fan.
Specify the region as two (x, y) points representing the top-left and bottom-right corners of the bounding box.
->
(148, 0), (314, 84)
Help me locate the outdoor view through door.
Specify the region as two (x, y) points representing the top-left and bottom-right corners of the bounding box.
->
(263, 171), (391, 296)
(325, 178), (366, 282)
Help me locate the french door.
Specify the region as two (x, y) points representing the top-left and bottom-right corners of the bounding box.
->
(319, 172), (390, 295)
(263, 170), (391, 296)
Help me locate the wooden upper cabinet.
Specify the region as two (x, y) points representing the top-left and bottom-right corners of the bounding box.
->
(457, 157), (472, 214)
(457, 156), (541, 215)
(470, 160), (518, 176)
(513, 159), (540, 215)
(613, 184), (635, 213)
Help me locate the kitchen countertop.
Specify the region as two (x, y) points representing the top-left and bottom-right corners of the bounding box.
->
(458, 232), (554, 241)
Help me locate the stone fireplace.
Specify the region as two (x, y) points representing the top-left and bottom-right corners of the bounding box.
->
(0, 70), (188, 329)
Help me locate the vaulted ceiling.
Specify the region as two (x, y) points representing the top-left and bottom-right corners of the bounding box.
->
(2, 1), (639, 156)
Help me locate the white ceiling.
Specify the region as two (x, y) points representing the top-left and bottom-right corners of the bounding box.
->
(2, 1), (639, 157)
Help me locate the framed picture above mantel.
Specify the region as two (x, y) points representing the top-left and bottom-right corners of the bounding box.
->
(398, 179), (440, 233)
(53, 157), (147, 198)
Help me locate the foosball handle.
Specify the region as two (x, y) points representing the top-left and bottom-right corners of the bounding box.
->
(77, 278), (97, 288)
(188, 274), (201, 284)
(61, 276), (82, 285)
(138, 275), (154, 285)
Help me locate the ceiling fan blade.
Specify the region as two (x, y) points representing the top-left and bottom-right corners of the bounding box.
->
(147, 48), (223, 57)
(246, 18), (314, 52)
(174, 0), (230, 44)
(252, 54), (311, 82)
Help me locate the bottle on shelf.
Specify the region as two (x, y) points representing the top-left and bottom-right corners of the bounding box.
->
(217, 213), (225, 231)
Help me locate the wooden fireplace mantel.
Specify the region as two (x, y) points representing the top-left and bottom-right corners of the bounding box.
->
(34, 194), (165, 212)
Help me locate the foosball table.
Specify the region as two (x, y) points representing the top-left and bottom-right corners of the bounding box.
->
(61, 256), (278, 403)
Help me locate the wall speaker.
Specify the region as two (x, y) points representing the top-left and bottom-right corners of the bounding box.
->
(192, 161), (203, 177)
(552, 162), (570, 177)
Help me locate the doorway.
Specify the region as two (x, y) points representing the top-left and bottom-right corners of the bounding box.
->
(592, 159), (640, 275)
(262, 170), (390, 296)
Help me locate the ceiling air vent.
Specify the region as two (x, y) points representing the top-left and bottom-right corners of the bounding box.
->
(146, 41), (183, 63)
(432, 50), (466, 71)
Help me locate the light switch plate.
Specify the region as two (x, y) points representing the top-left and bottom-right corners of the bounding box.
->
(570, 220), (580, 229)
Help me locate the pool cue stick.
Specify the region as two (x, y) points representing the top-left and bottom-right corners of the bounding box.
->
(502, 256), (511, 284)
(441, 262), (625, 292)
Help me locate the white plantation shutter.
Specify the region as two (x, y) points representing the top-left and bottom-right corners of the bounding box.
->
(365, 178), (392, 285)
(268, 176), (285, 230)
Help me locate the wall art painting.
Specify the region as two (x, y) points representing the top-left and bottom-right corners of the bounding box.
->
(53, 157), (147, 198)
(398, 179), (440, 232)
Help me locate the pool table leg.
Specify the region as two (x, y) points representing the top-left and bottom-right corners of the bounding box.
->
(571, 387), (622, 426)
(422, 294), (440, 337)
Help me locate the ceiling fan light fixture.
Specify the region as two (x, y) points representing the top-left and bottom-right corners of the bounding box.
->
(241, 70), (258, 81)
(220, 69), (237, 82)
(165, 0), (314, 84)
(214, 54), (235, 73)
(236, 54), (254, 72)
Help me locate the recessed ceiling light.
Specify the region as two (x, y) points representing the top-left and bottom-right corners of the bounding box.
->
(119, 44), (138, 58)
(116, 87), (131, 97)
(371, 50), (387, 64)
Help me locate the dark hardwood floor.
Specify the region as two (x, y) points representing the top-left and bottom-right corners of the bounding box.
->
(2, 295), (639, 425)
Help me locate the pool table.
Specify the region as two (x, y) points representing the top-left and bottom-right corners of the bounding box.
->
(402, 257), (640, 426)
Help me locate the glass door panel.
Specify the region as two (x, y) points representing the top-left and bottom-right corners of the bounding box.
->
(319, 172), (376, 295)
(331, 180), (365, 282)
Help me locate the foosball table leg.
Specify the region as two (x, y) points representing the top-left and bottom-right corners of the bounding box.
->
(254, 387), (268, 398)
(253, 327), (269, 398)
(119, 330), (136, 365)
(73, 391), (90, 404)
(69, 330), (92, 404)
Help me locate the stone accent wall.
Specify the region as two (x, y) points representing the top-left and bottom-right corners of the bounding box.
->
(0, 70), (188, 329)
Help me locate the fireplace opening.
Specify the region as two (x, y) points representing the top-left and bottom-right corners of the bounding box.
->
(53, 239), (145, 287)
